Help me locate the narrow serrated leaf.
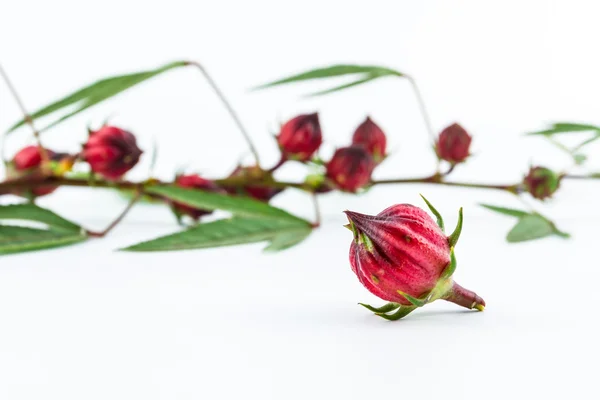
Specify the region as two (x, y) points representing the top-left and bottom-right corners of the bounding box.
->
(0, 225), (86, 254)
(480, 204), (528, 218)
(0, 203), (82, 232)
(526, 122), (600, 136)
(506, 214), (555, 242)
(306, 76), (378, 97)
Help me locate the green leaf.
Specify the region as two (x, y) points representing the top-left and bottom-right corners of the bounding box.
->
(122, 217), (312, 252)
(0, 203), (87, 254)
(526, 122), (600, 136)
(480, 204), (529, 218)
(506, 214), (556, 243)
(359, 302), (401, 313)
(7, 61), (188, 134)
(146, 186), (305, 223)
(254, 64), (404, 96)
(375, 306), (416, 321)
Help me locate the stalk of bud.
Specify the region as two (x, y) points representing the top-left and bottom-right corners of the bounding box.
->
(351, 117), (387, 163)
(345, 196), (485, 320)
(435, 123), (472, 164)
(276, 113), (322, 162)
(523, 166), (560, 200)
(172, 174), (222, 221)
(82, 126), (142, 180)
(325, 146), (375, 192)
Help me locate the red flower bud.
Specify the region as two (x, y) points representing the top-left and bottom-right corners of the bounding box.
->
(172, 174), (221, 221)
(8, 146), (57, 196)
(325, 146), (375, 192)
(523, 166), (560, 200)
(82, 126), (142, 180)
(345, 197), (485, 320)
(276, 113), (322, 161)
(226, 165), (283, 202)
(351, 117), (387, 163)
(435, 123), (472, 164)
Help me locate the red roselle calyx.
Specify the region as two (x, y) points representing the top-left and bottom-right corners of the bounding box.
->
(345, 195), (485, 320)
(172, 174), (221, 221)
(225, 165), (283, 202)
(7, 146), (62, 197)
(82, 126), (142, 180)
(352, 117), (387, 163)
(436, 123), (472, 164)
(276, 113), (322, 162)
(325, 146), (375, 192)
(523, 166), (560, 200)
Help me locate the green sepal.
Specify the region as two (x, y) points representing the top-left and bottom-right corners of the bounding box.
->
(396, 290), (431, 307)
(420, 194), (444, 232)
(441, 247), (457, 279)
(375, 306), (417, 321)
(447, 207), (464, 247)
(359, 302), (401, 313)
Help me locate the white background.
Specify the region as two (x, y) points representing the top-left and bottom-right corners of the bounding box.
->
(1, 1), (599, 399)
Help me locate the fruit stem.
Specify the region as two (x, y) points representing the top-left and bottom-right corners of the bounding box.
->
(443, 282), (486, 311)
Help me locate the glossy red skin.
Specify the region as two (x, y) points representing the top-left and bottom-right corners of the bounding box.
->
(347, 204), (450, 305)
(173, 174), (220, 220)
(10, 146), (57, 196)
(82, 126), (142, 180)
(436, 123), (472, 163)
(277, 113), (322, 161)
(351, 117), (387, 161)
(325, 146), (375, 192)
(226, 166), (282, 202)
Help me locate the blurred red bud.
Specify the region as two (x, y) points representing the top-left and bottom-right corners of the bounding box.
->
(325, 146), (375, 192)
(226, 165), (283, 202)
(436, 123), (472, 164)
(172, 174), (221, 221)
(276, 113), (322, 161)
(8, 146), (57, 196)
(82, 126), (142, 180)
(352, 117), (387, 162)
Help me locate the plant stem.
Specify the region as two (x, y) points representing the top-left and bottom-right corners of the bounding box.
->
(407, 75), (436, 144)
(311, 193), (321, 228)
(0, 63), (50, 164)
(86, 191), (141, 237)
(186, 61), (261, 166)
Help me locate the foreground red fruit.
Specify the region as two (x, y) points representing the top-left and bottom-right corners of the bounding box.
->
(345, 196), (485, 320)
(325, 146), (375, 192)
(276, 113), (322, 162)
(523, 166), (560, 200)
(226, 165), (282, 202)
(172, 174), (221, 221)
(436, 123), (472, 164)
(8, 146), (57, 196)
(352, 117), (387, 163)
(82, 126), (142, 180)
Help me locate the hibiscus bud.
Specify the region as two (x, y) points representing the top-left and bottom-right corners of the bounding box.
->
(172, 174), (221, 221)
(351, 117), (387, 163)
(226, 165), (283, 202)
(436, 123), (472, 164)
(523, 166), (560, 200)
(82, 126), (142, 180)
(276, 113), (322, 162)
(8, 145), (58, 196)
(325, 146), (375, 192)
(345, 196), (485, 320)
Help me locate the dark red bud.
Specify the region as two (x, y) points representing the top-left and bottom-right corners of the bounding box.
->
(436, 123), (472, 164)
(523, 166), (560, 200)
(173, 174), (221, 221)
(351, 117), (387, 163)
(325, 146), (375, 192)
(9, 146), (58, 196)
(82, 126), (142, 180)
(226, 165), (283, 202)
(276, 113), (322, 161)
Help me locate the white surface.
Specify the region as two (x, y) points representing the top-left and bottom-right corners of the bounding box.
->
(1, 1), (600, 399)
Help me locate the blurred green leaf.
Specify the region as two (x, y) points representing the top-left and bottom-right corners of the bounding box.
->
(7, 61), (188, 134)
(0, 204), (86, 254)
(254, 64), (404, 96)
(506, 214), (569, 243)
(122, 217), (312, 252)
(527, 122), (600, 136)
(480, 204), (528, 218)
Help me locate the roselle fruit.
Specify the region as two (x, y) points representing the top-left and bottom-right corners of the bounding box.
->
(345, 196), (485, 320)
(82, 125), (142, 180)
(172, 174), (222, 221)
(523, 166), (560, 200)
(325, 146), (375, 192)
(276, 113), (322, 162)
(436, 123), (472, 164)
(352, 117), (387, 163)
(226, 165), (282, 202)
(7, 145), (58, 196)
